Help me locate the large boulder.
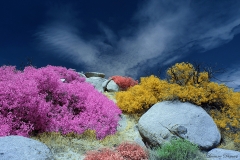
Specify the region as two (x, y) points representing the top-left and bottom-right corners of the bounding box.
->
(137, 101), (221, 150)
(0, 135), (54, 160)
(102, 79), (121, 92)
(85, 77), (107, 93)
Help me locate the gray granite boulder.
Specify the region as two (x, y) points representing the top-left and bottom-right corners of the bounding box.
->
(0, 135), (54, 160)
(102, 79), (111, 91)
(85, 77), (107, 93)
(138, 101), (221, 150)
(102, 79), (120, 92)
(77, 72), (86, 78)
(206, 148), (240, 160)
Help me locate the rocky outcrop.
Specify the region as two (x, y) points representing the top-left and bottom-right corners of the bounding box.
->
(84, 77), (120, 93)
(77, 72), (86, 78)
(85, 77), (107, 93)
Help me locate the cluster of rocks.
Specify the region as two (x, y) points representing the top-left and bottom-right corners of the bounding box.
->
(1, 72), (239, 160)
(61, 71), (121, 93)
(77, 71), (121, 93)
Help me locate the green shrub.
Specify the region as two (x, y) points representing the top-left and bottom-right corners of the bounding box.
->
(151, 138), (206, 160)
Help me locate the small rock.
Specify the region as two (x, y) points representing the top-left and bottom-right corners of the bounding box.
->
(206, 148), (240, 160)
(102, 79), (112, 91)
(106, 80), (120, 92)
(85, 72), (105, 78)
(85, 77), (107, 93)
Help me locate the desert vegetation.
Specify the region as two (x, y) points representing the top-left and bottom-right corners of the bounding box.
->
(0, 61), (239, 159)
(0, 65), (121, 139)
(110, 75), (139, 91)
(116, 62), (240, 151)
(146, 138), (207, 160)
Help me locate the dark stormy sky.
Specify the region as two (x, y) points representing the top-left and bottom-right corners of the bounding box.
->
(1, 0), (240, 91)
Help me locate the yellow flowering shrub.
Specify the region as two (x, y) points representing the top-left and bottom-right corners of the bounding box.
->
(166, 62), (239, 138)
(115, 62), (239, 143)
(115, 85), (158, 114)
(166, 62), (210, 87)
(140, 75), (174, 101)
(210, 91), (240, 143)
(116, 75), (188, 114)
(166, 62), (239, 142)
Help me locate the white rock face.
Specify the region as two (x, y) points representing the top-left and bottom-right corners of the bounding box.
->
(86, 78), (120, 93)
(102, 79), (111, 89)
(106, 80), (119, 92)
(85, 77), (107, 93)
(138, 100), (221, 150)
(0, 135), (54, 160)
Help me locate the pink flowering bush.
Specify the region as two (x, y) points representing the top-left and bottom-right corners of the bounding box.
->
(84, 148), (124, 160)
(116, 142), (148, 160)
(83, 141), (149, 160)
(110, 76), (138, 91)
(0, 65), (122, 139)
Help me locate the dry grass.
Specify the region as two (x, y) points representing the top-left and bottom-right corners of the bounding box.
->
(30, 108), (143, 159)
(217, 129), (240, 151)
